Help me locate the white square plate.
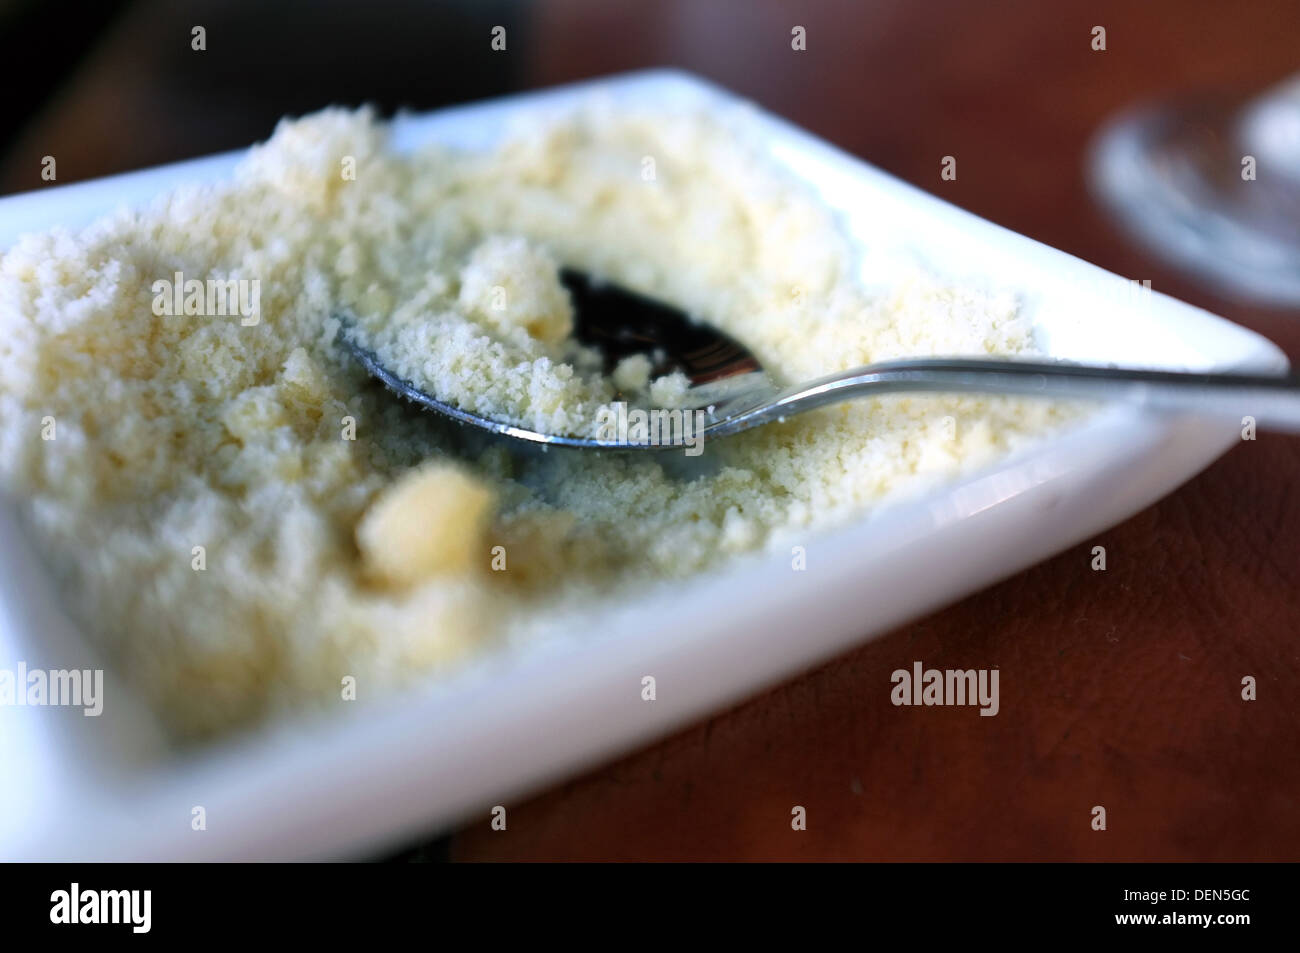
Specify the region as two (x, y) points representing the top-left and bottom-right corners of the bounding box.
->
(0, 70), (1286, 860)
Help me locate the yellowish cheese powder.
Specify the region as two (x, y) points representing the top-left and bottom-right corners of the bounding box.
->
(0, 103), (1077, 739)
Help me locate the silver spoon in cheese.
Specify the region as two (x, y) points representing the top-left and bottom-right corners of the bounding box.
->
(342, 268), (1300, 449)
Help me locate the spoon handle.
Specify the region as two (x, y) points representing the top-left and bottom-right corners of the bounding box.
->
(773, 358), (1300, 432)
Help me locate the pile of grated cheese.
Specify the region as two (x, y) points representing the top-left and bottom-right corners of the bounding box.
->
(0, 102), (1076, 739)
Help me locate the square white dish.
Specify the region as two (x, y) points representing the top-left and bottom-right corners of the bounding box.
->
(0, 69), (1286, 860)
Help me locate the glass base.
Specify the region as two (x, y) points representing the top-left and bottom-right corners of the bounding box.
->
(1089, 90), (1300, 308)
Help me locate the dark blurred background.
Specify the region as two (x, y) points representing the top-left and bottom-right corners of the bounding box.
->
(5, 0), (1299, 861)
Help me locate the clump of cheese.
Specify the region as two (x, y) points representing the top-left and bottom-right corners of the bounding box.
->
(357, 463), (494, 586)
(456, 236), (573, 346)
(611, 353), (653, 393)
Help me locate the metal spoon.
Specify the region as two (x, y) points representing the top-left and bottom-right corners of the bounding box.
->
(342, 268), (1300, 449)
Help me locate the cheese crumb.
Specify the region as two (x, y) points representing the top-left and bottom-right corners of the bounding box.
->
(357, 463), (494, 587)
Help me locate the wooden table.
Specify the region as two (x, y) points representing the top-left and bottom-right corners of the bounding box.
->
(7, 0), (1298, 861)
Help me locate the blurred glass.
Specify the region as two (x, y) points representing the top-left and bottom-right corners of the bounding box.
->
(1089, 74), (1300, 307)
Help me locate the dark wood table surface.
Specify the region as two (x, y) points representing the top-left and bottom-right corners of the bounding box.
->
(6, 0), (1298, 861)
